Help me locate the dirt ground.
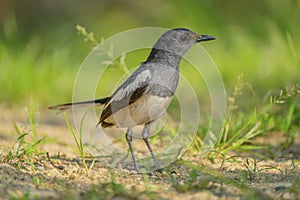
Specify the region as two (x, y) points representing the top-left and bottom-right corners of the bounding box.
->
(0, 106), (300, 200)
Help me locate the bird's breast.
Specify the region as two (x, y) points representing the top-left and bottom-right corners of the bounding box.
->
(103, 94), (172, 128)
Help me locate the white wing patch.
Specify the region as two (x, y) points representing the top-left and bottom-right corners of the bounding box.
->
(107, 70), (151, 105)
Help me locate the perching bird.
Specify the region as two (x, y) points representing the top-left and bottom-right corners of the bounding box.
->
(49, 28), (215, 172)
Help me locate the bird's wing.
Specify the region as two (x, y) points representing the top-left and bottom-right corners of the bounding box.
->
(99, 69), (152, 125)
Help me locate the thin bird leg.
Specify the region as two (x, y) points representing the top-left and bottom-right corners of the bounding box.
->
(125, 128), (140, 172)
(142, 122), (160, 169)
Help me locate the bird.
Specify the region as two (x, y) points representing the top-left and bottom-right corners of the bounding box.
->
(49, 28), (216, 172)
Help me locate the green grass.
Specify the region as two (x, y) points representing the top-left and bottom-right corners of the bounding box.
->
(0, 38), (77, 105)
(64, 111), (95, 175)
(1, 105), (45, 170)
(1, 1), (300, 107)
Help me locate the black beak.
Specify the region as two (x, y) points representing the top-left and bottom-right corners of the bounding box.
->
(196, 35), (216, 42)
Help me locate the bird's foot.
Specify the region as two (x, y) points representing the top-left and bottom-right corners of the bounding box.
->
(153, 161), (162, 170)
(133, 163), (141, 173)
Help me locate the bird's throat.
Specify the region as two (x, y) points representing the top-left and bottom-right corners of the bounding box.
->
(145, 48), (182, 69)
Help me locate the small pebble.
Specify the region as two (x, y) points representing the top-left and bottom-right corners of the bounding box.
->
(37, 166), (45, 171)
(274, 185), (286, 192)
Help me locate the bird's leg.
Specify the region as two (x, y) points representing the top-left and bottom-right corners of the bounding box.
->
(125, 128), (140, 172)
(142, 122), (160, 169)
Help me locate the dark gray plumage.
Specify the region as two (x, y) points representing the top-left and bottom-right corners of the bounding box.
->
(49, 28), (216, 172)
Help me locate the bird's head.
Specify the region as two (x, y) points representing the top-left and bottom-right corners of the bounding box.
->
(153, 28), (215, 57)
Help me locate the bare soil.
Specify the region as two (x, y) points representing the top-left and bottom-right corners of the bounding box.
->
(0, 106), (299, 200)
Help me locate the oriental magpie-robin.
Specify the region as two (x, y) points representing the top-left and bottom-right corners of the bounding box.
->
(49, 28), (216, 172)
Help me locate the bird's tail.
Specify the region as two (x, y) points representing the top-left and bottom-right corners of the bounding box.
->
(48, 97), (110, 112)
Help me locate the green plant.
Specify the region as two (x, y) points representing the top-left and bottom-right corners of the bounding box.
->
(3, 118), (44, 170)
(196, 75), (300, 159)
(76, 24), (98, 46)
(27, 100), (38, 142)
(9, 191), (31, 200)
(195, 75), (266, 156)
(63, 112), (95, 175)
(270, 84), (300, 146)
(76, 24), (129, 73)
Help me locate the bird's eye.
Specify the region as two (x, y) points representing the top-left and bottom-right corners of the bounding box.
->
(180, 36), (187, 41)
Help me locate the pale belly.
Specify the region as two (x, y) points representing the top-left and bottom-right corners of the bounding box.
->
(103, 95), (172, 128)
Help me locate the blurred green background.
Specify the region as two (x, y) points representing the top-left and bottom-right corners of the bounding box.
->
(0, 0), (299, 107)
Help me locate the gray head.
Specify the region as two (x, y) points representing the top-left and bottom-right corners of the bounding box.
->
(155, 28), (215, 55)
(147, 28), (215, 62)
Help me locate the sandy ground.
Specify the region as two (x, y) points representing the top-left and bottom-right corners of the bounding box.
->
(0, 106), (300, 199)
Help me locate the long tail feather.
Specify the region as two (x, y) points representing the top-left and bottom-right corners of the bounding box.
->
(48, 97), (110, 111)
